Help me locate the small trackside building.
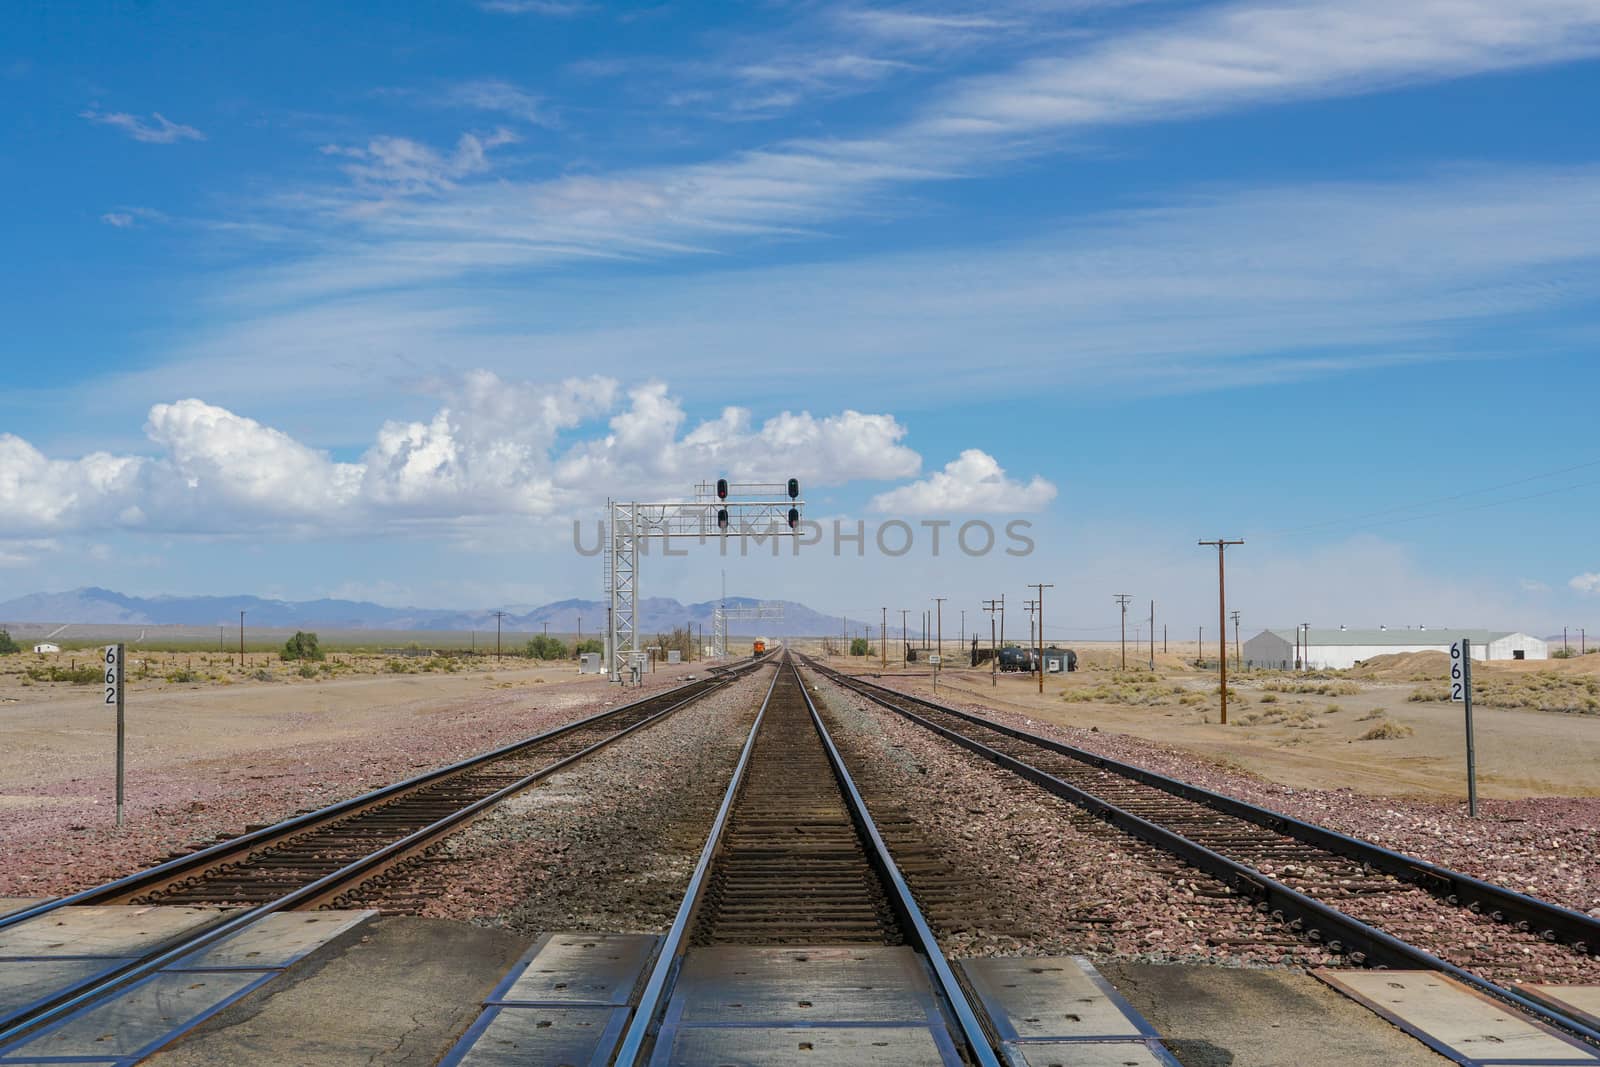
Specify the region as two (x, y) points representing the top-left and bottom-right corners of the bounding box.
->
(1242, 628), (1547, 671)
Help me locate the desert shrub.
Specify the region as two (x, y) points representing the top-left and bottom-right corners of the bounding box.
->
(25, 664), (101, 684)
(1259, 692), (1278, 704)
(165, 668), (200, 683)
(297, 663), (319, 678)
(1072, 676), (1187, 706)
(1325, 704), (1341, 714)
(0, 629), (17, 654)
(524, 634), (567, 660)
(574, 638), (604, 656)
(385, 658), (413, 674)
(251, 668), (274, 682)
(281, 631), (324, 662)
(850, 637), (870, 656)
(1361, 720), (1414, 740)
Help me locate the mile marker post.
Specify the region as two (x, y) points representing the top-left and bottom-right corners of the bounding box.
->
(1451, 638), (1478, 817)
(104, 643), (125, 827)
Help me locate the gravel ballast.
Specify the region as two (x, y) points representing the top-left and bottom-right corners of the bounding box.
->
(811, 675), (1335, 968)
(344, 668), (770, 933)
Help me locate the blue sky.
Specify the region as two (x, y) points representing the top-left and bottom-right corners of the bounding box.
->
(4, 0), (1600, 638)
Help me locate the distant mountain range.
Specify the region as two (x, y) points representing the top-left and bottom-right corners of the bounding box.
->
(0, 587), (850, 637)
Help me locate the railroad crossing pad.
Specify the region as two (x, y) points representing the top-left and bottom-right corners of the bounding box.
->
(0, 905), (226, 959)
(957, 956), (1179, 1067)
(646, 944), (965, 1066)
(0, 902), (45, 922)
(1316, 969), (1600, 1065)
(439, 932), (657, 1067)
(0, 908), (375, 1065)
(1522, 986), (1600, 1033)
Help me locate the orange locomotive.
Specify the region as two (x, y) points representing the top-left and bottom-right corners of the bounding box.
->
(752, 639), (767, 656)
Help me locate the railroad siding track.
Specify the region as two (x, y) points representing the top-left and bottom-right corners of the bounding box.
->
(803, 658), (1600, 1047)
(0, 664), (767, 1049)
(813, 693), (1322, 961)
(107, 672), (749, 910)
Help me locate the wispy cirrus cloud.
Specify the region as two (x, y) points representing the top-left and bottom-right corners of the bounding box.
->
(918, 0), (1600, 137)
(442, 79), (556, 127)
(318, 128), (518, 198)
(80, 109), (204, 144)
(247, 0), (1600, 301)
(477, 0), (590, 14)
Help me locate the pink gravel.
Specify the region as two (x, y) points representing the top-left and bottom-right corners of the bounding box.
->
(812, 676), (1335, 969)
(347, 668), (769, 930)
(0, 670), (702, 899)
(870, 676), (1600, 919)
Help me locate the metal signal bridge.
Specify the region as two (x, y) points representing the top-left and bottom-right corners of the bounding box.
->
(604, 478), (803, 682)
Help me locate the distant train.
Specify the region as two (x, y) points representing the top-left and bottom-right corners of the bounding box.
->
(752, 639), (767, 656)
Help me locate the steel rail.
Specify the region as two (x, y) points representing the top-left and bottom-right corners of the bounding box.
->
(794, 660), (1001, 1067)
(612, 663), (780, 1066)
(805, 658), (1600, 1049)
(818, 662), (1600, 954)
(0, 668), (754, 1048)
(614, 657), (1001, 1067)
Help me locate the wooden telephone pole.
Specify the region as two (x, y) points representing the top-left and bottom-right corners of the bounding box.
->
(1030, 583), (1053, 694)
(1198, 540), (1244, 724)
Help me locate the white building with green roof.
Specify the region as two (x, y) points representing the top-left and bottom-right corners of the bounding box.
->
(1242, 627), (1546, 671)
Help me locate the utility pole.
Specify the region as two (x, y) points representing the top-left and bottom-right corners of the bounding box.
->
(960, 609), (965, 651)
(1302, 622), (1311, 672)
(933, 597), (946, 691)
(1230, 610), (1241, 669)
(999, 593), (1005, 651)
(493, 610), (507, 662)
(983, 598), (1002, 687)
(881, 607), (888, 669)
(1565, 626), (1570, 655)
(1030, 583), (1053, 695)
(1149, 600), (1155, 670)
(1198, 539), (1244, 725)
(1163, 624), (1167, 653)
(1113, 594), (1132, 669)
(899, 609), (910, 666)
(1024, 599), (1037, 671)
(238, 611), (245, 669)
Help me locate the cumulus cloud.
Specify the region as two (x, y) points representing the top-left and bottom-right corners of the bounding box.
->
(870, 449), (1055, 514)
(0, 375), (940, 538)
(1570, 573), (1600, 595)
(80, 109), (204, 144)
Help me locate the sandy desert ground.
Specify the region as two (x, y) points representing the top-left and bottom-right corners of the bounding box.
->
(811, 640), (1600, 800)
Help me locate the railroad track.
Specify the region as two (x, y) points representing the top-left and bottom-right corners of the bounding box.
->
(804, 656), (1600, 1048)
(0, 660), (767, 1047)
(614, 653), (1000, 1066)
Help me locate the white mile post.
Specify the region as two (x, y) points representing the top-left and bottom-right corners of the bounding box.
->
(1450, 638), (1477, 818)
(104, 643), (126, 827)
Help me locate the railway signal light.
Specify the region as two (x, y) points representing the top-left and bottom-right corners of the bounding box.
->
(717, 507), (729, 531)
(787, 507), (799, 529)
(787, 478), (799, 500)
(716, 478), (728, 500)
